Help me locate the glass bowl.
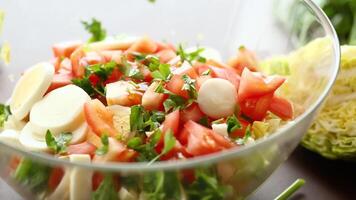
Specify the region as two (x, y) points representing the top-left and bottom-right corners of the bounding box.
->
(0, 0), (339, 199)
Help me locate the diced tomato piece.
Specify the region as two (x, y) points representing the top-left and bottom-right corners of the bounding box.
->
(99, 50), (122, 63)
(52, 40), (82, 58)
(58, 58), (73, 72)
(47, 72), (74, 93)
(269, 96), (294, 120)
(238, 68), (285, 102)
(162, 110), (180, 136)
(230, 118), (250, 138)
(182, 169), (196, 184)
(182, 121), (234, 156)
(48, 167), (65, 191)
(240, 93), (273, 121)
(160, 140), (183, 161)
(92, 172), (104, 191)
(157, 49), (177, 63)
(206, 59), (230, 69)
(71, 48), (86, 77)
(194, 63), (211, 76)
(81, 51), (105, 65)
(173, 63), (199, 78)
(9, 156), (20, 171)
(86, 129), (102, 148)
(67, 142), (97, 157)
(181, 103), (204, 123)
(51, 57), (61, 72)
(104, 68), (123, 85)
(228, 46), (258, 75)
(140, 66), (153, 82)
(127, 36), (158, 56)
(94, 138), (137, 162)
(84, 99), (117, 137)
(142, 82), (166, 111)
(165, 74), (189, 99)
(209, 66), (240, 89)
(89, 74), (100, 86)
(155, 41), (176, 52)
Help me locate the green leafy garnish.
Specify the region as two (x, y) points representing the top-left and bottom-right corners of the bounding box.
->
(86, 61), (116, 80)
(92, 174), (119, 200)
(148, 129), (176, 164)
(130, 105), (165, 134)
(142, 171), (182, 200)
(181, 74), (198, 100)
(274, 179), (305, 200)
(45, 130), (72, 154)
(128, 129), (162, 161)
(226, 114), (241, 134)
(198, 116), (210, 128)
(151, 63), (171, 81)
(163, 95), (186, 112)
(0, 104), (11, 128)
(14, 159), (51, 193)
(236, 125), (252, 145)
(177, 44), (207, 64)
(81, 18), (106, 42)
(202, 69), (211, 76)
(95, 134), (109, 156)
(185, 168), (230, 200)
(128, 68), (144, 80)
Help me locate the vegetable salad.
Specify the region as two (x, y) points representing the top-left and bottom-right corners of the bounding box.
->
(0, 19), (294, 199)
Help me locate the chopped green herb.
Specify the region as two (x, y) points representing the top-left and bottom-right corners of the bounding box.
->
(81, 18), (106, 42)
(226, 114), (241, 134)
(274, 179), (305, 200)
(0, 104), (11, 128)
(130, 105), (165, 134)
(92, 174), (119, 200)
(182, 74), (198, 100)
(127, 137), (143, 149)
(95, 134), (109, 156)
(202, 69), (211, 76)
(45, 130), (72, 154)
(85, 61), (116, 80)
(128, 68), (144, 80)
(236, 125), (252, 145)
(151, 63), (171, 81)
(177, 44), (207, 65)
(163, 95), (186, 112)
(198, 116), (210, 128)
(142, 171), (182, 200)
(148, 130), (176, 164)
(14, 159), (51, 193)
(130, 129), (162, 162)
(72, 77), (96, 96)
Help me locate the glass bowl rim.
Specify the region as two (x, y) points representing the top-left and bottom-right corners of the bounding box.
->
(0, 0), (340, 172)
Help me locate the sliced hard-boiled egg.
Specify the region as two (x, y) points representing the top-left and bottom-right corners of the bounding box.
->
(70, 122), (89, 145)
(197, 78), (237, 119)
(30, 85), (90, 137)
(19, 123), (48, 152)
(106, 81), (137, 106)
(212, 123), (229, 137)
(10, 62), (54, 121)
(0, 129), (22, 148)
(107, 105), (132, 141)
(69, 154), (92, 200)
(185, 46), (222, 62)
(3, 115), (26, 131)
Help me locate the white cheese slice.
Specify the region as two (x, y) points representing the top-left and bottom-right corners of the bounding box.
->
(19, 123), (48, 152)
(197, 78), (237, 119)
(10, 62), (54, 120)
(69, 154), (92, 200)
(30, 85), (90, 137)
(212, 123), (229, 137)
(70, 122), (89, 145)
(0, 129), (22, 148)
(3, 115), (26, 131)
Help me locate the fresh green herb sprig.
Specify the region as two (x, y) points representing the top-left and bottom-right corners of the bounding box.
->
(127, 129), (162, 161)
(95, 134), (109, 156)
(92, 174), (119, 200)
(130, 105), (165, 134)
(181, 74), (198, 100)
(226, 114), (241, 134)
(148, 130), (176, 165)
(81, 18), (107, 43)
(0, 104), (11, 128)
(177, 44), (207, 65)
(45, 130), (72, 154)
(236, 125), (252, 145)
(142, 171), (182, 200)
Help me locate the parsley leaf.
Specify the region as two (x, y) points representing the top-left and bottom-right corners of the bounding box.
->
(142, 171), (182, 200)
(151, 63), (171, 81)
(86, 61), (116, 80)
(148, 130), (176, 164)
(128, 129), (162, 162)
(45, 130), (72, 154)
(202, 69), (211, 76)
(81, 18), (106, 42)
(0, 104), (11, 128)
(14, 159), (51, 193)
(95, 134), (109, 156)
(181, 74), (197, 100)
(177, 44), (207, 65)
(92, 174), (119, 200)
(130, 105), (165, 134)
(226, 114), (241, 134)
(185, 168), (231, 200)
(236, 125), (252, 145)
(163, 95), (186, 112)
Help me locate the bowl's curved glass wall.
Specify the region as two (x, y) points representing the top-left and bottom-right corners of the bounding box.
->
(0, 0), (339, 199)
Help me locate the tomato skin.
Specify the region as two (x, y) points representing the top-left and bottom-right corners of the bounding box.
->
(162, 110), (180, 136)
(181, 103), (205, 123)
(99, 50), (122, 63)
(209, 66), (240, 89)
(127, 36), (158, 58)
(92, 172), (104, 191)
(165, 74), (189, 99)
(228, 47), (258, 75)
(230, 118), (250, 138)
(47, 72), (73, 93)
(84, 99), (117, 137)
(157, 49), (177, 63)
(94, 138), (138, 162)
(67, 142), (97, 157)
(238, 68), (285, 102)
(71, 48), (86, 77)
(104, 68), (123, 84)
(48, 167), (65, 191)
(155, 41), (176, 52)
(142, 82), (166, 111)
(182, 121), (234, 156)
(52, 41), (82, 58)
(173, 63), (199, 79)
(269, 96), (294, 120)
(240, 93), (273, 121)
(196, 75), (211, 91)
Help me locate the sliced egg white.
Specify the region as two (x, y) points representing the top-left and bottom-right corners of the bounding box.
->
(0, 129), (22, 148)
(69, 154), (92, 200)
(10, 62), (54, 121)
(197, 78), (237, 119)
(212, 123), (229, 137)
(185, 46), (222, 62)
(3, 115), (26, 131)
(70, 122), (89, 145)
(107, 105), (132, 141)
(47, 156), (70, 200)
(19, 123), (48, 152)
(30, 85), (90, 137)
